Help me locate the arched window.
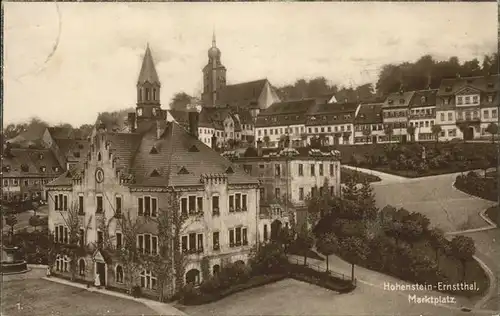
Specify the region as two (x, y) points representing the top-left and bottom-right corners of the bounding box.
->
(212, 264), (220, 276)
(185, 269), (200, 285)
(145, 88), (150, 101)
(97, 152), (102, 161)
(116, 265), (124, 283)
(79, 259), (86, 276)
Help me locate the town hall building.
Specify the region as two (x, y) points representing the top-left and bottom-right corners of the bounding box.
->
(46, 45), (261, 300)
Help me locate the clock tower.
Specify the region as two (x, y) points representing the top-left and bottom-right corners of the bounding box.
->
(136, 44), (162, 127)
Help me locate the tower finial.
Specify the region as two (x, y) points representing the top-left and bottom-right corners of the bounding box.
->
(212, 28), (216, 47)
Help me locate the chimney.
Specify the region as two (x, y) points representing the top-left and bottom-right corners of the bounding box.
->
(127, 113), (136, 133)
(257, 140), (263, 157)
(188, 111), (199, 138)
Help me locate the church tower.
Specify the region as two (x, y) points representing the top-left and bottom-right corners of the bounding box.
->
(202, 31), (227, 107)
(136, 44), (162, 123)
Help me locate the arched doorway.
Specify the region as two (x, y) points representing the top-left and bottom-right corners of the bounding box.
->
(270, 219), (282, 241)
(464, 127), (474, 140)
(185, 269), (200, 285)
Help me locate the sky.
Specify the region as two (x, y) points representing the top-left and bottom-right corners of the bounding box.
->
(3, 2), (497, 127)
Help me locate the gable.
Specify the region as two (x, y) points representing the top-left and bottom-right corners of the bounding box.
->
(455, 86), (481, 96)
(93, 249), (105, 262)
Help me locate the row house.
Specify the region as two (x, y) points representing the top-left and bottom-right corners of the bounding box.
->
(46, 46), (260, 299)
(436, 75), (499, 141)
(224, 146), (341, 231)
(2, 145), (63, 202)
(255, 99), (315, 148)
(353, 103), (384, 144)
(407, 89), (438, 142)
(381, 91), (415, 143)
(305, 102), (358, 145)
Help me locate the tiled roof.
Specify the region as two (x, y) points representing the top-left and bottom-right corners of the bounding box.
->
(305, 102), (358, 126)
(48, 127), (87, 140)
(48, 164), (83, 187)
(255, 99), (315, 127)
(216, 79), (268, 108)
(354, 103), (383, 124)
(7, 124), (47, 145)
(137, 45), (160, 85)
(409, 89), (438, 108)
(437, 75), (499, 96)
(47, 121), (258, 188)
(54, 138), (90, 163)
(2, 148), (63, 178)
(382, 91), (415, 108)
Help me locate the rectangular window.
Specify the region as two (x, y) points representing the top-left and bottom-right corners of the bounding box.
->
(188, 196), (196, 214)
(115, 196), (122, 215)
(212, 196), (220, 215)
(181, 236), (188, 252)
(144, 196), (151, 216)
(484, 110), (489, 119)
(319, 186), (324, 196)
(448, 113), (452, 121)
(138, 235), (144, 250)
(229, 229), (235, 247)
(298, 164), (303, 176)
(330, 186), (335, 196)
(55, 227), (59, 243)
(79, 228), (84, 246)
(235, 227), (242, 246)
(275, 164), (281, 176)
(235, 194), (241, 210)
(311, 187), (317, 197)
(96, 196), (103, 213)
(181, 198), (187, 216)
(310, 164), (315, 176)
(116, 232), (122, 249)
(59, 226), (64, 243)
(152, 236), (158, 255)
(213, 232), (220, 250)
(492, 109), (497, 118)
(144, 234), (151, 254)
(242, 194), (247, 210)
(197, 234), (203, 252)
(189, 233), (196, 251)
(440, 113), (445, 121)
(138, 197), (144, 216)
(275, 188), (281, 199)
(55, 195), (59, 211)
(197, 197), (203, 213)
(63, 195), (68, 211)
(97, 231), (103, 246)
(151, 198), (157, 217)
(229, 195), (234, 211)
(329, 164), (334, 176)
(299, 188), (304, 201)
(319, 164), (324, 176)
(242, 228), (248, 245)
(78, 195), (84, 214)
(58, 194), (63, 210)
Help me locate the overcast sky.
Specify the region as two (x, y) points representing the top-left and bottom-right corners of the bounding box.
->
(3, 2), (497, 126)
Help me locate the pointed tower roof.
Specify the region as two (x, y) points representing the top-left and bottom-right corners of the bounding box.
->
(138, 44), (160, 85)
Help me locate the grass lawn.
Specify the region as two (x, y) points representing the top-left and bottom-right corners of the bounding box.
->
(373, 164), (482, 178)
(2, 279), (156, 316)
(486, 205), (499, 226)
(413, 240), (489, 297)
(340, 167), (381, 183)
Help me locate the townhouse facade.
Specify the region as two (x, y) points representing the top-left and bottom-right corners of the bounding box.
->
(407, 89), (437, 142)
(353, 103), (384, 144)
(381, 91), (414, 143)
(46, 46), (261, 299)
(436, 75), (499, 141)
(224, 146), (341, 230)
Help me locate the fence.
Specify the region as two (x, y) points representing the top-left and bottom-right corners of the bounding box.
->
(288, 256), (357, 285)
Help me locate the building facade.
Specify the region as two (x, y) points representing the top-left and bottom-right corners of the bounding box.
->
(353, 102), (384, 144)
(381, 91), (414, 143)
(46, 45), (261, 300)
(407, 89), (437, 142)
(305, 102), (358, 145)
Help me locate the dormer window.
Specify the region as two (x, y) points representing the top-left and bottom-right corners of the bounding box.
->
(399, 99), (405, 104)
(444, 98), (449, 105)
(178, 167), (189, 175)
(137, 108), (143, 116)
(388, 100), (394, 105)
(40, 166), (46, 172)
(226, 166), (234, 174)
(150, 146), (158, 154)
(150, 169), (160, 177)
(488, 95), (493, 103)
(38, 154), (44, 160)
(188, 145), (199, 152)
(487, 82), (494, 89)
(421, 96), (426, 103)
(445, 86), (452, 92)
(20, 164), (29, 172)
(53, 167), (60, 172)
(2, 166), (11, 172)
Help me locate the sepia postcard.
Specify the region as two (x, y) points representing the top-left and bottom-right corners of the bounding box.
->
(1, 2), (499, 316)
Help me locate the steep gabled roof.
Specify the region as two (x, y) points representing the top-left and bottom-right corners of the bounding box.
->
(216, 79), (268, 108)
(137, 45), (160, 85)
(409, 89), (438, 108)
(255, 99), (315, 127)
(305, 102), (358, 126)
(2, 148), (63, 178)
(437, 75), (499, 96)
(354, 103), (383, 124)
(382, 91), (415, 109)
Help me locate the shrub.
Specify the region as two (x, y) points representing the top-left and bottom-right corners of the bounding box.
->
(179, 283), (200, 303)
(249, 242), (288, 275)
(131, 285), (142, 298)
(199, 275), (222, 293)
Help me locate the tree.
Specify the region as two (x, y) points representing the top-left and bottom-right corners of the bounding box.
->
(428, 228), (448, 269)
(277, 225), (295, 253)
(450, 235), (475, 281)
(29, 215), (44, 231)
(249, 241), (288, 275)
(485, 123), (498, 144)
(339, 236), (368, 282)
(406, 125), (416, 142)
(316, 233), (338, 272)
(431, 125), (442, 143)
(384, 125), (394, 143)
(169, 92), (193, 111)
(5, 214), (18, 242)
(295, 224), (314, 265)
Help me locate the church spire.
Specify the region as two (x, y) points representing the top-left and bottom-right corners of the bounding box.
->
(137, 44), (160, 85)
(212, 29), (216, 48)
